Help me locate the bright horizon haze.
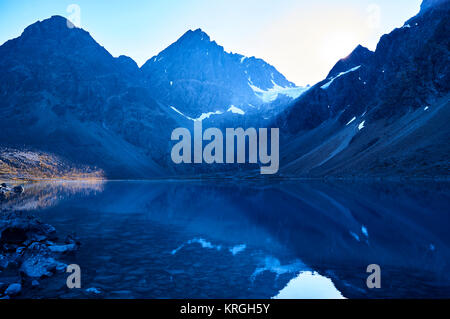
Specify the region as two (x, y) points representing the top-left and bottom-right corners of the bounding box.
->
(0, 0), (422, 86)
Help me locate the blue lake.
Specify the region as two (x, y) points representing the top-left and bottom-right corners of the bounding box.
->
(8, 180), (450, 299)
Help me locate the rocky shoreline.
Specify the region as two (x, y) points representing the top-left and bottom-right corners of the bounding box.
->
(0, 183), (24, 201)
(0, 183), (80, 299)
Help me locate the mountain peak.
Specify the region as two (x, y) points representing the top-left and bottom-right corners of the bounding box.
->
(192, 28), (206, 34)
(326, 45), (373, 79)
(353, 44), (369, 53)
(25, 15), (70, 31)
(343, 45), (373, 62)
(20, 15), (86, 40)
(0, 15), (115, 69)
(178, 28), (211, 43)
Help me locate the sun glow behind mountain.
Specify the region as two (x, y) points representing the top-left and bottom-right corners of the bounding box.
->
(251, 1), (422, 86)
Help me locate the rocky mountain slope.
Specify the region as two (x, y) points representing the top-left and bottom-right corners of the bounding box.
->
(275, 0), (449, 178)
(0, 148), (104, 181)
(0, 16), (183, 178)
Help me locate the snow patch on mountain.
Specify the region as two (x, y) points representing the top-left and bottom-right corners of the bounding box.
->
(171, 238), (222, 255)
(170, 106), (223, 121)
(346, 117), (356, 126)
(170, 106), (194, 121)
(249, 80), (308, 103)
(197, 111), (223, 121)
(361, 225), (369, 238)
(227, 105), (245, 115)
(229, 244), (246, 255)
(358, 121), (366, 130)
(321, 65), (361, 90)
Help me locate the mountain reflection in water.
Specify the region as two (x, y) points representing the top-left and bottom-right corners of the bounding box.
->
(4, 180), (449, 299)
(0, 180), (105, 211)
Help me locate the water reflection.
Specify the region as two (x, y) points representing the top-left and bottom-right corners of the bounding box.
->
(274, 271), (345, 299)
(7, 180), (450, 298)
(0, 180), (105, 211)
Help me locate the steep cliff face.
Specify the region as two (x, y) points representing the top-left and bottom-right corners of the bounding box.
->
(275, 0), (449, 178)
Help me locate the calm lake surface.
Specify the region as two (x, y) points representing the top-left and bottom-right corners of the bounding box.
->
(6, 180), (450, 299)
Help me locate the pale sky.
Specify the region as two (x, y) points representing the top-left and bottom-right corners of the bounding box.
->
(0, 0), (422, 86)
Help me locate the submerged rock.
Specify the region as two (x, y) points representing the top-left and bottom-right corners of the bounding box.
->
(13, 186), (24, 194)
(5, 283), (21, 296)
(86, 287), (102, 295)
(20, 255), (66, 278)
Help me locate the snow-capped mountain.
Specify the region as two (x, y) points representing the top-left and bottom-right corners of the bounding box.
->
(0, 16), (304, 178)
(141, 28), (306, 120)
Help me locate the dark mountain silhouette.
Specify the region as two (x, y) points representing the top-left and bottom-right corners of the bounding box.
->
(420, 0), (448, 12)
(275, 0), (449, 178)
(326, 45), (373, 79)
(0, 16), (183, 178)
